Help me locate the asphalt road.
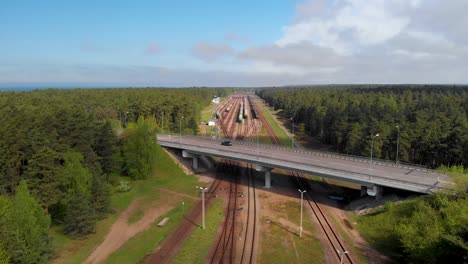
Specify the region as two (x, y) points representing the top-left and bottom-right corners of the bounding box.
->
(157, 135), (453, 193)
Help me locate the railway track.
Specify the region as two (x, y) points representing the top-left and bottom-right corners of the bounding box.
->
(210, 160), (239, 263)
(291, 172), (354, 264)
(250, 95), (355, 264)
(210, 95), (259, 263)
(146, 175), (223, 264)
(240, 163), (257, 264)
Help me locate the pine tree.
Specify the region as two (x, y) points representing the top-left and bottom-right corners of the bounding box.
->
(25, 147), (64, 213)
(91, 174), (110, 217)
(0, 241), (9, 264)
(63, 189), (96, 237)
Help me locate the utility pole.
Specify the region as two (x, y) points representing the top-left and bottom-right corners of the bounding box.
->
(337, 250), (349, 264)
(369, 133), (379, 179)
(396, 125), (400, 164)
(257, 123), (262, 158)
(290, 117), (295, 149)
(179, 116), (184, 143)
(370, 133), (379, 166)
(195, 186), (208, 229)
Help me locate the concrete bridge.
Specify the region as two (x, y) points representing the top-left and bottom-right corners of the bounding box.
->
(157, 135), (453, 198)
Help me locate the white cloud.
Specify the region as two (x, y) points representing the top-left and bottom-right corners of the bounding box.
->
(240, 0), (468, 83)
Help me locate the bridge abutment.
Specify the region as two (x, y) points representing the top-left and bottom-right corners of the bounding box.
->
(182, 150), (201, 170)
(255, 165), (273, 188)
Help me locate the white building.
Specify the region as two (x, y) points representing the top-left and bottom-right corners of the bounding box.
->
(207, 120), (216, 126)
(211, 96), (220, 104)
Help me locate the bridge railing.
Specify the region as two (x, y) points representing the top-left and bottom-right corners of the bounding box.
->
(157, 134), (452, 180)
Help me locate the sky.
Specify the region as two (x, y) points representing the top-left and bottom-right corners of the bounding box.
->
(1, 0), (468, 87)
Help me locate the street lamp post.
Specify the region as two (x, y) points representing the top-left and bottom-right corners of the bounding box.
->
(290, 117), (295, 149)
(369, 133), (379, 178)
(195, 186), (208, 229)
(182, 201), (185, 217)
(298, 189), (306, 238)
(118, 107), (122, 127)
(370, 133), (380, 166)
(257, 123), (262, 157)
(161, 111), (164, 133)
(396, 125), (400, 164)
(124, 111), (129, 128)
(337, 250), (349, 264)
(179, 116), (184, 142)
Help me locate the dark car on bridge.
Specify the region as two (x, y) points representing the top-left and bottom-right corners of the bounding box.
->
(221, 140), (232, 146)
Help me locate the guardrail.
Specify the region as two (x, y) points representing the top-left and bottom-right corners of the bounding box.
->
(157, 136), (454, 193)
(157, 134), (449, 177)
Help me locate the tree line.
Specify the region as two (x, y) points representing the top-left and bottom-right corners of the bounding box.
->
(257, 85), (468, 168)
(0, 87), (219, 263)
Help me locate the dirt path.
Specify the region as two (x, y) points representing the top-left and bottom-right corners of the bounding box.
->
(85, 200), (172, 264)
(159, 188), (198, 201)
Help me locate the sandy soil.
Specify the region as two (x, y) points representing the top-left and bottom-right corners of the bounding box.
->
(85, 200), (172, 264)
(255, 169), (388, 264)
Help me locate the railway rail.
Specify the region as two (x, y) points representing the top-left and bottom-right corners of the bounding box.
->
(291, 172), (354, 264)
(251, 95), (355, 264)
(210, 95), (259, 263)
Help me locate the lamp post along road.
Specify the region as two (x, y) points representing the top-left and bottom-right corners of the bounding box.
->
(396, 125), (400, 164)
(369, 133), (379, 178)
(196, 186), (208, 229)
(257, 123), (262, 157)
(124, 111), (129, 128)
(298, 189), (306, 238)
(290, 117), (295, 149)
(370, 133), (379, 166)
(337, 250), (349, 264)
(179, 116), (184, 143)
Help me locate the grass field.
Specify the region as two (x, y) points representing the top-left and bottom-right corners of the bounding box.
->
(258, 200), (325, 264)
(52, 144), (201, 263)
(172, 199), (224, 264)
(105, 200), (195, 263)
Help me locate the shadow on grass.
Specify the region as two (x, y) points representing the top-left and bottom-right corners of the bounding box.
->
(267, 218), (299, 237)
(183, 215), (202, 229)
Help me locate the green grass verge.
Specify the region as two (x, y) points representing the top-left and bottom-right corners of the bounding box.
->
(201, 103), (215, 122)
(259, 200), (325, 264)
(172, 199), (224, 264)
(52, 145), (201, 263)
(105, 201), (194, 263)
(256, 101), (291, 146)
(51, 215), (119, 264)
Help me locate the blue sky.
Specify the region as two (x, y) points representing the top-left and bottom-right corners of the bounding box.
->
(1, 0), (468, 87)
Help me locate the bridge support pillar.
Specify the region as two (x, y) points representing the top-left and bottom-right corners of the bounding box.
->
(367, 185), (383, 200)
(182, 150), (201, 170)
(255, 165), (273, 188)
(192, 156), (199, 170)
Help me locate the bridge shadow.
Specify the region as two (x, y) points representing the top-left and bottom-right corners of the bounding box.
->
(171, 148), (418, 212)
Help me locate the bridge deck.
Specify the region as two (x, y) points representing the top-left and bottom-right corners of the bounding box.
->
(157, 135), (453, 194)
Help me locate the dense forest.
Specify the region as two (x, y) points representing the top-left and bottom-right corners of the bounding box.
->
(0, 87), (222, 263)
(259, 85), (468, 263)
(258, 85), (468, 168)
